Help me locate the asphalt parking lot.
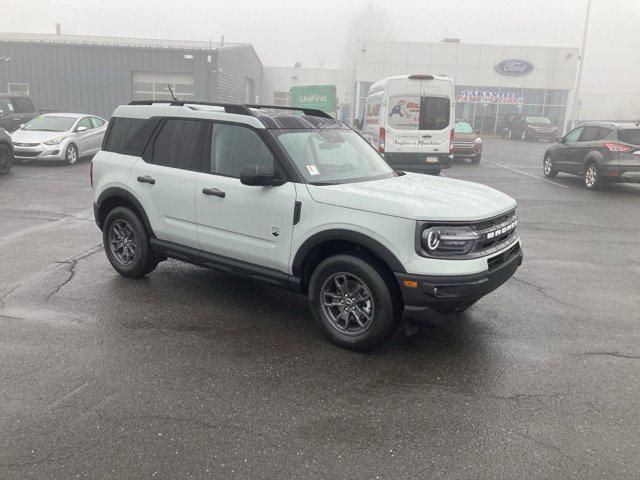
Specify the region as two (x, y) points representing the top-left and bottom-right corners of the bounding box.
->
(1, 138), (638, 479)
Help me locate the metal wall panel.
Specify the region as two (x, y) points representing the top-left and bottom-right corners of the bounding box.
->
(216, 45), (263, 104)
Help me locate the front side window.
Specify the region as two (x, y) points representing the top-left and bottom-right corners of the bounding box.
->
(23, 115), (75, 132)
(564, 126), (584, 143)
(151, 119), (209, 171)
(0, 98), (13, 113)
(275, 129), (396, 184)
(210, 123), (275, 178)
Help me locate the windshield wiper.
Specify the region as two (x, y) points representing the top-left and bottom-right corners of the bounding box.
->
(309, 181), (339, 186)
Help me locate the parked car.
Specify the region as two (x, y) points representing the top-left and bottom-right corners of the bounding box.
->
(92, 100), (522, 351)
(356, 74), (455, 175)
(0, 127), (14, 175)
(0, 94), (38, 132)
(452, 118), (482, 164)
(11, 113), (107, 165)
(506, 114), (557, 142)
(543, 122), (640, 190)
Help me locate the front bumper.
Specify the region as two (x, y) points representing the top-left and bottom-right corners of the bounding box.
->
(451, 146), (481, 159)
(396, 242), (523, 323)
(527, 130), (556, 141)
(13, 144), (64, 160)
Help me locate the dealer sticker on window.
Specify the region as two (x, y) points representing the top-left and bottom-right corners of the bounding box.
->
(306, 165), (320, 176)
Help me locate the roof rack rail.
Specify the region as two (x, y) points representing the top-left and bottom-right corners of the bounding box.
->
(245, 104), (334, 119)
(128, 100), (253, 116)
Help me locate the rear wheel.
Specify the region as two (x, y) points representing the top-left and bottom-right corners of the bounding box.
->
(507, 129), (513, 140)
(308, 254), (400, 351)
(543, 155), (558, 178)
(0, 144), (13, 175)
(584, 162), (602, 190)
(103, 207), (158, 278)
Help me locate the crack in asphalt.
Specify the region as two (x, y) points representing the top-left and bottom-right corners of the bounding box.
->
(583, 351), (639, 360)
(511, 276), (574, 307)
(45, 246), (103, 301)
(0, 286), (18, 309)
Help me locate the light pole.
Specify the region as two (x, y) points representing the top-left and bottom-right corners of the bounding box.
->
(571, 0), (592, 128)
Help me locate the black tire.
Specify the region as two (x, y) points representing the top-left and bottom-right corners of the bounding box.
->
(584, 162), (602, 190)
(103, 207), (158, 278)
(65, 143), (78, 165)
(543, 154), (558, 178)
(471, 155), (481, 165)
(0, 144), (13, 175)
(308, 253), (401, 351)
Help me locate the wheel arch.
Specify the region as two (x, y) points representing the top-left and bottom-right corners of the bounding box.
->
(292, 229), (406, 294)
(582, 151), (604, 170)
(96, 187), (155, 237)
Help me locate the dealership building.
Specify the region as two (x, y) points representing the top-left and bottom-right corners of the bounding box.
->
(0, 32), (262, 119)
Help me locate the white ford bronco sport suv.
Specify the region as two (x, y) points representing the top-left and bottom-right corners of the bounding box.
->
(92, 101), (522, 351)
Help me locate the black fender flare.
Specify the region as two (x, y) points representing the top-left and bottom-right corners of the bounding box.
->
(291, 229), (407, 277)
(96, 187), (155, 237)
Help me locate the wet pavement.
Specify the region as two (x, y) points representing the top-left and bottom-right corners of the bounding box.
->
(1, 140), (639, 479)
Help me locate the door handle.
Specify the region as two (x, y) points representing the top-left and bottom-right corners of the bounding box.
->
(202, 187), (225, 198)
(136, 175), (155, 185)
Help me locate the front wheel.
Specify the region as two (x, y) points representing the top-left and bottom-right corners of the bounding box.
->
(471, 155), (481, 165)
(103, 207), (158, 278)
(65, 144), (78, 165)
(521, 130), (527, 141)
(543, 155), (558, 178)
(584, 163), (602, 190)
(308, 254), (400, 351)
(0, 144), (13, 175)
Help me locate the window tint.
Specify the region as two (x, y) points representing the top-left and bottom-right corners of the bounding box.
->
(77, 117), (93, 131)
(151, 119), (209, 171)
(564, 127), (584, 143)
(104, 117), (147, 154)
(90, 117), (105, 128)
(0, 98), (14, 113)
(580, 126), (600, 142)
(210, 123), (274, 178)
(597, 128), (612, 140)
(11, 97), (34, 113)
(419, 97), (450, 130)
(617, 128), (640, 145)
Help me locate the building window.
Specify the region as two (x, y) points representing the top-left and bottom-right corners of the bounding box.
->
(273, 91), (291, 106)
(132, 72), (195, 101)
(8, 83), (29, 95)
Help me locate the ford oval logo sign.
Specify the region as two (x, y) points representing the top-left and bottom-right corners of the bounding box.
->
(494, 59), (535, 76)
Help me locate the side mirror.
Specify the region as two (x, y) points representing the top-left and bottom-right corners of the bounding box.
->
(556, 136), (564, 144)
(76, 126), (88, 132)
(240, 164), (285, 187)
(19, 123), (25, 129)
(353, 119), (361, 129)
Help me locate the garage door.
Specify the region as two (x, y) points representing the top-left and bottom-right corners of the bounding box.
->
(133, 72), (195, 101)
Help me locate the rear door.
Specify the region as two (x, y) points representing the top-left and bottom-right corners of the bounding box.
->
(129, 118), (209, 249)
(194, 122), (296, 273)
(88, 117), (108, 154)
(74, 117), (94, 156)
(556, 126), (584, 172)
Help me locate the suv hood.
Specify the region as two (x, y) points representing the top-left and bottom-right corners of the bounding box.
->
(306, 172), (516, 222)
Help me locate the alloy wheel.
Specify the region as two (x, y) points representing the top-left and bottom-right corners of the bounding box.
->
(320, 272), (374, 336)
(585, 165), (598, 188)
(544, 157), (552, 175)
(108, 219), (138, 265)
(66, 145), (77, 164)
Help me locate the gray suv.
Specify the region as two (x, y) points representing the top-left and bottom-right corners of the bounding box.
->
(543, 122), (640, 190)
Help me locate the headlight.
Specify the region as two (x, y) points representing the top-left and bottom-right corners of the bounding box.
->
(44, 135), (67, 145)
(420, 225), (479, 256)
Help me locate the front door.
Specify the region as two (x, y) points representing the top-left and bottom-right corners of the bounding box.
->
(129, 118), (210, 249)
(556, 126), (584, 171)
(195, 122), (297, 273)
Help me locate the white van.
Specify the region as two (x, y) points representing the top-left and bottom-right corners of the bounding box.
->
(357, 74), (455, 175)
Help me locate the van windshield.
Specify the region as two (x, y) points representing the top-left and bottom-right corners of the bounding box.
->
(275, 129), (397, 184)
(388, 95), (450, 131)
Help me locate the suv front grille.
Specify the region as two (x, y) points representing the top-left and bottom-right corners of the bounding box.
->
(466, 210), (518, 258)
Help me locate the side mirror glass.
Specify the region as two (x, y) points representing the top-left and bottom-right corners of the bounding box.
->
(240, 164), (285, 187)
(76, 126), (88, 132)
(19, 123), (25, 129)
(556, 136), (564, 143)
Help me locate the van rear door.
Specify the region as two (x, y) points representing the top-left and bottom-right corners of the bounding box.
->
(383, 77), (453, 171)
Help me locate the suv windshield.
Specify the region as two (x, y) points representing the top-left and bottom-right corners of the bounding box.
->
(525, 116), (551, 124)
(23, 115), (76, 132)
(275, 129), (397, 184)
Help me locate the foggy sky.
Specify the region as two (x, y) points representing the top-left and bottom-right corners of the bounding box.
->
(2, 0), (640, 118)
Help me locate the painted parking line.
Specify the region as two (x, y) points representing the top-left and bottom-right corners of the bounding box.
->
(484, 160), (571, 189)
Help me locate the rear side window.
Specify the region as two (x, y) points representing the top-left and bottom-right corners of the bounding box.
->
(103, 117), (147, 154)
(210, 123), (274, 178)
(580, 126), (601, 142)
(387, 95), (450, 131)
(617, 128), (640, 145)
(90, 117), (105, 128)
(11, 97), (35, 113)
(151, 119), (209, 171)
